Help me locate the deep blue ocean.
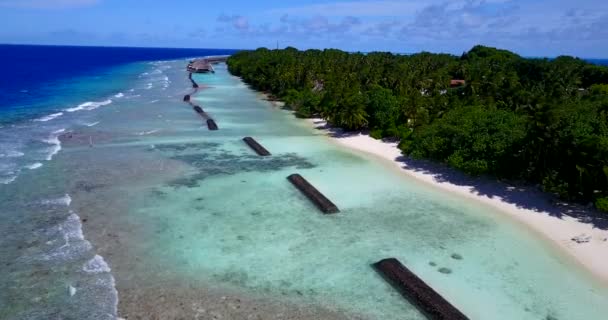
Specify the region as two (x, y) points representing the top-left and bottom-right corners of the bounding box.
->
(587, 58), (608, 66)
(0, 45), (238, 185)
(0, 45), (238, 123)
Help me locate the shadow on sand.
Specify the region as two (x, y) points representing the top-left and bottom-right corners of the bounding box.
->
(311, 120), (608, 231)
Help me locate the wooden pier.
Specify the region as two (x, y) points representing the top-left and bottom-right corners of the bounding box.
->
(373, 258), (469, 320)
(287, 174), (339, 214)
(243, 137), (271, 156)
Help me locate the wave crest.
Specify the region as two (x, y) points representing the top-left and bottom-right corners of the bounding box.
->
(65, 100), (112, 113)
(43, 129), (65, 161)
(34, 112), (64, 122)
(26, 162), (43, 170)
(83, 255), (112, 274)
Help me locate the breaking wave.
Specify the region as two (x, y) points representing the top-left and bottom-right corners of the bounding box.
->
(43, 128), (65, 161)
(26, 162), (43, 170)
(0, 175), (17, 184)
(84, 121), (100, 127)
(42, 194), (72, 206)
(34, 112), (64, 122)
(65, 100), (113, 113)
(0, 150), (24, 158)
(136, 129), (160, 136)
(83, 255), (112, 274)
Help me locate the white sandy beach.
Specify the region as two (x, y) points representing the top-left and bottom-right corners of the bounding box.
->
(306, 117), (608, 284)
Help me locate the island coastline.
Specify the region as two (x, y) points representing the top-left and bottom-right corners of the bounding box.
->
(298, 115), (608, 285)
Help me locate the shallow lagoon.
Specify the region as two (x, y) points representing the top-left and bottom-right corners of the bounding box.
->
(3, 60), (608, 319)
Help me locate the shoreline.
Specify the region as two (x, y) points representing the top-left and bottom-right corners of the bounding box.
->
(302, 117), (608, 284)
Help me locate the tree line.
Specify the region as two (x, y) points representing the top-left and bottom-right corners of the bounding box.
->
(227, 46), (608, 212)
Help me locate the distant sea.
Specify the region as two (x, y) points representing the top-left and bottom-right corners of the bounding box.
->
(587, 58), (608, 66)
(0, 45), (237, 183)
(0, 45), (238, 123)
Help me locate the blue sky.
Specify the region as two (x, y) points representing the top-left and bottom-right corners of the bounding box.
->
(0, 0), (607, 57)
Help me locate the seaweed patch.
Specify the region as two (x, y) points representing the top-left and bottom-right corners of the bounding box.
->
(167, 151), (315, 188)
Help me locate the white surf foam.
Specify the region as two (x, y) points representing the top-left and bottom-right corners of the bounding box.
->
(19, 210), (119, 318)
(83, 255), (112, 274)
(83, 260), (120, 317)
(65, 100), (112, 113)
(93, 273), (119, 319)
(46, 144), (61, 161)
(161, 76), (170, 89)
(114, 92), (124, 98)
(39, 213), (92, 262)
(26, 162), (43, 170)
(145, 83), (153, 90)
(34, 112), (64, 122)
(68, 285), (77, 297)
(62, 213), (85, 241)
(42, 194), (72, 206)
(43, 129), (65, 161)
(0, 150), (25, 158)
(83, 121), (100, 127)
(0, 175), (17, 184)
(135, 129), (160, 136)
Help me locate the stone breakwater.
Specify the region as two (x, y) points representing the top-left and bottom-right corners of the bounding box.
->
(184, 72), (218, 131)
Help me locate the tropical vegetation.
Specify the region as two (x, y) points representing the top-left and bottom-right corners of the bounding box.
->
(227, 46), (608, 211)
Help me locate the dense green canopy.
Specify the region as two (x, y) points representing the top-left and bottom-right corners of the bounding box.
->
(227, 46), (608, 211)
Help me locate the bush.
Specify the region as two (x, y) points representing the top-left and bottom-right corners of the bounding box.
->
(596, 197), (608, 213)
(294, 105), (312, 118)
(589, 84), (608, 95)
(541, 171), (570, 199)
(402, 106), (527, 176)
(447, 151), (489, 175)
(370, 129), (384, 140)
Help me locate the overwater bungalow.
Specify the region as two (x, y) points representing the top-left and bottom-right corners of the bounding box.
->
(187, 56), (230, 73)
(187, 60), (214, 73)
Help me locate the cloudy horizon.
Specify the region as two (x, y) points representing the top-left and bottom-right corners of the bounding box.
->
(1, 0), (607, 58)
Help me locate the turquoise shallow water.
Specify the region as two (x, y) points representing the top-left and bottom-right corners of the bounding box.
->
(2, 60), (608, 319)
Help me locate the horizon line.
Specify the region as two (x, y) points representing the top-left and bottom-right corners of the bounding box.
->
(1, 42), (607, 61)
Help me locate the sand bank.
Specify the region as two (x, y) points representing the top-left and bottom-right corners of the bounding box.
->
(306, 118), (608, 283)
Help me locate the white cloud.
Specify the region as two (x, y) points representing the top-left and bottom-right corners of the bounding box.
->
(268, 0), (514, 17)
(268, 1), (425, 17)
(218, 14), (251, 32)
(0, 0), (100, 9)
